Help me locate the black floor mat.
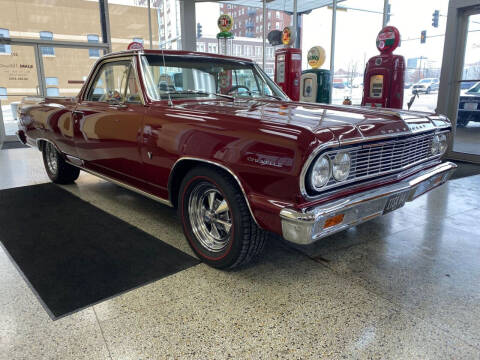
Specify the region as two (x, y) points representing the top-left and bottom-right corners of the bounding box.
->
(0, 183), (199, 319)
(1, 141), (29, 150)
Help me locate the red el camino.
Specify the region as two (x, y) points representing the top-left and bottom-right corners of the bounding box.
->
(17, 50), (456, 268)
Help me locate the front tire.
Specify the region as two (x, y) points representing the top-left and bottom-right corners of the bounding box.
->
(179, 166), (266, 269)
(42, 142), (80, 184)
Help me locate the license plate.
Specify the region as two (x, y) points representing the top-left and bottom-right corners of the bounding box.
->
(464, 102), (478, 111)
(384, 192), (409, 214)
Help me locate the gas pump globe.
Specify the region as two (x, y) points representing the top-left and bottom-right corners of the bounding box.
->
(217, 14), (234, 56)
(300, 46), (331, 104)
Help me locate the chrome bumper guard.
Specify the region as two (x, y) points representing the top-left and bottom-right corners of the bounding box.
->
(280, 162), (457, 245)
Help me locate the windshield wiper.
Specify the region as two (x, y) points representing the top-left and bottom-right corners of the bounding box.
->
(164, 89), (234, 100)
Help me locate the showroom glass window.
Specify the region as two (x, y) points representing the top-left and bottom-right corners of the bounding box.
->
(88, 35), (100, 58)
(0, 28), (11, 54)
(40, 31), (54, 56)
(0, 87), (7, 100)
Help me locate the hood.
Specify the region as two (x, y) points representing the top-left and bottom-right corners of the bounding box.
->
(173, 99), (450, 144)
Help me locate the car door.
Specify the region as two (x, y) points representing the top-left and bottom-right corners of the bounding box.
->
(73, 57), (145, 182)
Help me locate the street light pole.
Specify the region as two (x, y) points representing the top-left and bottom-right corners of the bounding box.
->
(147, 0), (153, 49)
(262, 0), (266, 69)
(329, 0), (337, 102)
(382, 0), (389, 27)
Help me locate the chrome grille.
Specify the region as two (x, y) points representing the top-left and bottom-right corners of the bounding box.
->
(322, 132), (436, 189)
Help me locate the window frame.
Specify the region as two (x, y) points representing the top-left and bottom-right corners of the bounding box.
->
(45, 77), (58, 86)
(39, 31), (54, 56)
(0, 28), (11, 54)
(87, 34), (100, 58)
(82, 56), (144, 105)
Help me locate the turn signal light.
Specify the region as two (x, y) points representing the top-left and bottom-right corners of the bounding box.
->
(323, 214), (345, 229)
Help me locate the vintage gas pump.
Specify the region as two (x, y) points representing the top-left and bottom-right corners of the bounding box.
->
(274, 27), (302, 101)
(300, 46), (331, 103)
(361, 26), (405, 109)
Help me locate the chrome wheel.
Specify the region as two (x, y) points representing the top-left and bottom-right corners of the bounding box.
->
(45, 142), (58, 175)
(188, 181), (232, 253)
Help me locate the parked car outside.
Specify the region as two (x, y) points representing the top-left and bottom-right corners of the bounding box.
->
(457, 81), (480, 127)
(17, 50), (456, 269)
(412, 78), (439, 94)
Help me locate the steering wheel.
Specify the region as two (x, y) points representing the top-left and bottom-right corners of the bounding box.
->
(227, 85), (252, 96)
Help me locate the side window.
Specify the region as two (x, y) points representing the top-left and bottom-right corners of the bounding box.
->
(86, 61), (130, 102)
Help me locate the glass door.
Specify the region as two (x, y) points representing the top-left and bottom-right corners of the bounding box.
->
(438, 2), (480, 164)
(452, 13), (480, 158)
(0, 44), (42, 145)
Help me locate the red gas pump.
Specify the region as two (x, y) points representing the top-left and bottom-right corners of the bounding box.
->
(274, 27), (302, 101)
(361, 26), (405, 109)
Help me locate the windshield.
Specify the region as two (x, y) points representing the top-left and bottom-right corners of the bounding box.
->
(140, 54), (288, 101)
(419, 79), (433, 84)
(466, 82), (480, 94)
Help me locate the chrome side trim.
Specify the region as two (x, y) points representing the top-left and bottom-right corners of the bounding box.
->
(170, 157), (261, 228)
(66, 163), (173, 207)
(65, 155), (84, 167)
(35, 138), (61, 152)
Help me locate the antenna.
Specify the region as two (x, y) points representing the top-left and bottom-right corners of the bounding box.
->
(160, 45), (173, 107)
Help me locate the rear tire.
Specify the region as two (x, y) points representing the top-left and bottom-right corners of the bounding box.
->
(178, 166), (266, 269)
(42, 142), (80, 184)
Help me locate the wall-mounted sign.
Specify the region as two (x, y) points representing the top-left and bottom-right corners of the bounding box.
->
(127, 41), (144, 50)
(217, 14), (234, 33)
(307, 46), (326, 69)
(281, 27), (295, 46)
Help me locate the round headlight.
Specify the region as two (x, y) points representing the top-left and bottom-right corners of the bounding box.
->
(310, 155), (331, 189)
(431, 134), (448, 155)
(438, 133), (448, 155)
(332, 152), (351, 181)
(431, 135), (440, 155)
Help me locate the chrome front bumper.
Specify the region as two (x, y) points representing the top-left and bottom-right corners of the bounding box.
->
(280, 162), (457, 245)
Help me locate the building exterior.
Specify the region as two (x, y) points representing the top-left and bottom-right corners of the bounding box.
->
(0, 0), (283, 111)
(197, 36), (276, 77)
(219, 3), (291, 39)
(0, 0), (166, 104)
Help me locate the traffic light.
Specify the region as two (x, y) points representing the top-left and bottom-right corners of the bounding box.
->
(421, 30), (426, 44)
(197, 23), (202, 39)
(432, 10), (439, 28)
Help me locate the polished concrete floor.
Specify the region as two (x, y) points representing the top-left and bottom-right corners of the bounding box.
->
(1, 147), (480, 359)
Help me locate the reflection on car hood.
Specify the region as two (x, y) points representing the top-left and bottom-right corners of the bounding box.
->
(172, 99), (450, 144)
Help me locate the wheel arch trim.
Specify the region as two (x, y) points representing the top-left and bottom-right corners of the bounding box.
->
(36, 138), (62, 153)
(169, 157), (261, 228)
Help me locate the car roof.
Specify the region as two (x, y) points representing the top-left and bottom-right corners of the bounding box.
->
(102, 49), (254, 64)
